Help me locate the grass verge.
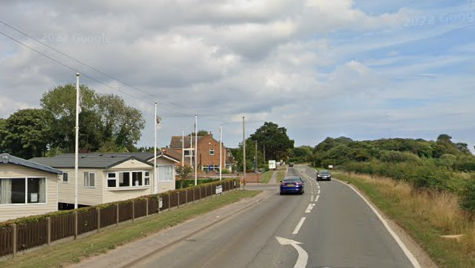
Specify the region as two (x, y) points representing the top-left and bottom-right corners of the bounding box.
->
(276, 169), (286, 182)
(259, 171), (274, 183)
(336, 172), (475, 268)
(0, 190), (260, 268)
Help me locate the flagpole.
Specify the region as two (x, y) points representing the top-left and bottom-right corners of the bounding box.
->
(194, 114), (198, 186)
(219, 123), (222, 181)
(74, 73), (80, 209)
(153, 102), (158, 194)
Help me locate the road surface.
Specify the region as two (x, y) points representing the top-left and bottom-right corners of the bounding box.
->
(128, 166), (419, 268)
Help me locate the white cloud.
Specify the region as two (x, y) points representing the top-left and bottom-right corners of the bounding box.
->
(0, 0), (474, 151)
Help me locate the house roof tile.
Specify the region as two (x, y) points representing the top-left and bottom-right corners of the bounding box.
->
(1, 153), (62, 174)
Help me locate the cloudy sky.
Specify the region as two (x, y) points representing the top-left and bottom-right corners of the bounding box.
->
(1, 0), (474, 150)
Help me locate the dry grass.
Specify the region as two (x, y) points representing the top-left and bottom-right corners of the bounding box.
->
(339, 172), (475, 267)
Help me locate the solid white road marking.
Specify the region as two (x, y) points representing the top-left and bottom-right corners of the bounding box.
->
(305, 204), (315, 213)
(318, 189), (321, 195)
(336, 179), (421, 268)
(315, 195), (319, 202)
(276, 236), (308, 268)
(293, 217), (306, 235)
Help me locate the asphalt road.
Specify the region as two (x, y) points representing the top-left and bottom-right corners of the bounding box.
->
(130, 166), (419, 268)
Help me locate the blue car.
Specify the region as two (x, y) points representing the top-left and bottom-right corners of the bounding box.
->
(280, 177), (305, 195)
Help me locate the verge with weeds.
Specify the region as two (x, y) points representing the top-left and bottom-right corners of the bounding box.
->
(337, 172), (475, 268)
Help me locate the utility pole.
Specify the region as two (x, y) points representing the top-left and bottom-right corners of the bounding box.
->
(194, 114), (198, 186)
(190, 132), (193, 166)
(74, 73), (80, 209)
(255, 140), (258, 173)
(181, 129), (184, 167)
(153, 102), (158, 194)
(242, 116), (246, 188)
(219, 123), (222, 181)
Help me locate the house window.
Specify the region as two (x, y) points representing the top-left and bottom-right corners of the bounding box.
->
(84, 172), (96, 188)
(144, 172), (150, 186)
(132, 172), (143, 186)
(62, 172), (69, 183)
(0, 177), (46, 204)
(108, 171), (150, 188)
(158, 166), (174, 182)
(209, 149), (214, 156)
(119, 172), (130, 187)
(107, 173), (116, 188)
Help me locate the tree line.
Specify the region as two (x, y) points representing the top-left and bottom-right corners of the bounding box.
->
(0, 84), (145, 159)
(290, 134), (475, 214)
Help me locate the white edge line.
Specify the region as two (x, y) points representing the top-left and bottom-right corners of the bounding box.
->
(293, 217), (306, 235)
(335, 179), (421, 268)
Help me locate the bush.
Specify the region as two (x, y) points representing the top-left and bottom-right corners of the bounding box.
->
(460, 176), (475, 215)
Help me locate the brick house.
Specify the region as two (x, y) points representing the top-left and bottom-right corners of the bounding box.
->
(169, 133), (234, 172)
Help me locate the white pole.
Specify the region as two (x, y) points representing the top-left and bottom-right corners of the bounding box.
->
(219, 123), (222, 181)
(153, 102), (158, 194)
(194, 114), (198, 186)
(190, 132), (193, 166)
(74, 73), (80, 209)
(243, 116), (246, 186)
(181, 129), (184, 167)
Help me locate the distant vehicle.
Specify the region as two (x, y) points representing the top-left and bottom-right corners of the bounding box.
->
(280, 176), (304, 195)
(289, 162), (294, 167)
(317, 170), (331, 181)
(268, 160), (276, 170)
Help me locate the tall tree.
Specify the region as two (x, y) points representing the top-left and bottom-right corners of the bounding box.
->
(97, 94), (145, 152)
(41, 84), (145, 153)
(41, 84), (97, 152)
(249, 122), (294, 161)
(0, 109), (51, 158)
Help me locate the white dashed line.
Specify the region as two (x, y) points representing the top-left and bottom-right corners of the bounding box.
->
(293, 217), (306, 235)
(305, 204), (315, 213)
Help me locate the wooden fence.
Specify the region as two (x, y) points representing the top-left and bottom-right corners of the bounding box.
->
(0, 179), (239, 258)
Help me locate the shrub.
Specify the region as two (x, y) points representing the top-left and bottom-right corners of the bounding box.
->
(460, 176), (475, 216)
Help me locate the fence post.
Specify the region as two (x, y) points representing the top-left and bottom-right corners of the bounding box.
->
(168, 194), (171, 212)
(74, 211), (78, 239)
(12, 224), (17, 257)
(158, 196), (161, 215)
(132, 200), (135, 222)
(97, 208), (101, 233)
(146, 197), (149, 217)
(116, 204), (119, 226)
(47, 217), (51, 245)
(186, 190), (188, 204)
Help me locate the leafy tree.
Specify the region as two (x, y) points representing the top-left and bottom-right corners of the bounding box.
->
(40, 84), (145, 153)
(0, 109), (51, 158)
(249, 122), (294, 161)
(97, 94), (145, 151)
(291, 146), (313, 163)
(41, 84), (97, 152)
(176, 165), (193, 188)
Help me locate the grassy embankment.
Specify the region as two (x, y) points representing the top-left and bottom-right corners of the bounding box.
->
(335, 171), (475, 268)
(0, 190), (260, 268)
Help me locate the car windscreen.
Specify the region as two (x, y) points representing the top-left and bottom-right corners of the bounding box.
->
(283, 178), (301, 182)
(319, 171), (330, 175)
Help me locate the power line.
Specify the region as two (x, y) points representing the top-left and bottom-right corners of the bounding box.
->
(0, 20), (194, 114)
(0, 28), (195, 117)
